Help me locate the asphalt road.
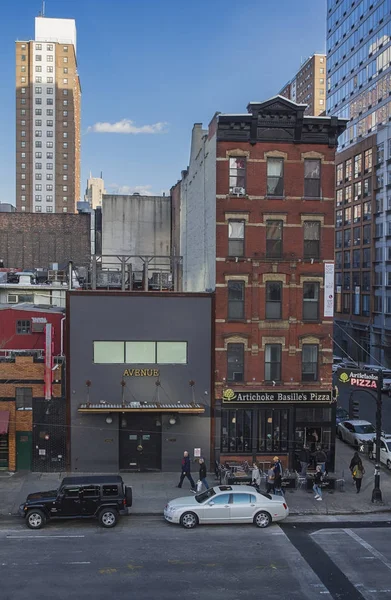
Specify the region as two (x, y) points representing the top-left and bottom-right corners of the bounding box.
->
(334, 374), (391, 433)
(1, 516), (391, 600)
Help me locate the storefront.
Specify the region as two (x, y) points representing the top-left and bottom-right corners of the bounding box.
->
(215, 389), (336, 472)
(68, 292), (213, 472)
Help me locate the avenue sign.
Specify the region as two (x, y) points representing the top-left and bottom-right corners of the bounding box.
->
(337, 368), (380, 390)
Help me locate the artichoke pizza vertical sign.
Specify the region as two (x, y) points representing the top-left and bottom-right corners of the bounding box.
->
(324, 263), (334, 318)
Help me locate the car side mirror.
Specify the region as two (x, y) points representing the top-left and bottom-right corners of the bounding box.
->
(208, 501), (215, 506)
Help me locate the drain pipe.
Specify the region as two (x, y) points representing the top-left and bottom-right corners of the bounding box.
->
(60, 316), (66, 356)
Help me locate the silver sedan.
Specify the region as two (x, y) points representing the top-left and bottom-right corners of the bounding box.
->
(164, 485), (289, 529)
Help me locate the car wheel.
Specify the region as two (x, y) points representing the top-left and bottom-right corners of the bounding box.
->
(180, 512), (198, 529)
(254, 511), (272, 528)
(26, 509), (46, 529)
(387, 460), (391, 471)
(99, 509), (118, 528)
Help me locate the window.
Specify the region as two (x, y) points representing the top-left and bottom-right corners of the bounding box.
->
(35, 54), (42, 61)
(303, 282), (319, 321)
(35, 131), (42, 138)
(64, 67), (68, 74)
(16, 320), (31, 334)
(36, 43), (42, 50)
(221, 410), (253, 453)
(354, 154), (362, 178)
(63, 207), (68, 213)
(47, 44), (53, 51)
(21, 195), (26, 202)
(35, 98), (42, 105)
(35, 109), (42, 115)
(21, 130), (26, 137)
(363, 201), (371, 220)
(228, 220), (245, 256)
(47, 55), (53, 62)
(336, 189), (343, 206)
(157, 342), (187, 364)
(63, 100), (68, 106)
(266, 220), (283, 258)
(63, 132), (68, 138)
(63, 196), (68, 202)
(344, 207), (352, 225)
(353, 249), (360, 269)
(35, 173), (42, 180)
(264, 344), (281, 382)
(258, 408), (288, 452)
(47, 66), (53, 73)
(63, 185), (68, 191)
(46, 152), (53, 159)
(47, 141), (53, 148)
(345, 158), (352, 182)
(47, 109), (53, 116)
(304, 159), (321, 197)
(125, 342), (155, 363)
(47, 98), (53, 105)
(63, 142), (68, 148)
(63, 110), (68, 117)
(232, 493), (253, 505)
(63, 487), (80, 499)
(46, 195), (53, 202)
(362, 295), (370, 316)
(63, 45), (68, 52)
(21, 64), (26, 70)
(344, 250), (351, 268)
(46, 207), (53, 213)
(303, 221), (320, 258)
(364, 149), (372, 172)
(47, 88), (53, 94)
(344, 229), (351, 248)
(35, 206), (42, 212)
(353, 204), (361, 223)
(46, 184), (53, 191)
(336, 164), (343, 185)
(354, 181), (362, 201)
(16, 388), (33, 410)
(21, 76), (26, 83)
(35, 65), (42, 72)
(227, 343), (244, 382)
(228, 281), (245, 319)
(267, 158), (284, 196)
(21, 98), (26, 104)
(47, 174), (53, 180)
(63, 121), (68, 127)
(229, 157), (246, 194)
(363, 248), (371, 268)
(35, 162), (42, 169)
(47, 131), (53, 137)
(20, 109), (26, 115)
(63, 57), (68, 63)
(345, 185), (352, 203)
(265, 282), (282, 319)
(302, 344), (318, 382)
(102, 485), (119, 497)
(353, 227), (361, 246)
(21, 163), (26, 169)
(377, 143), (384, 165)
(63, 164), (68, 170)
(47, 163), (53, 170)
(35, 184), (42, 191)
(63, 78), (68, 84)
(35, 119), (42, 126)
(35, 195), (42, 201)
(93, 342), (124, 364)
(35, 86), (42, 94)
(47, 77), (53, 83)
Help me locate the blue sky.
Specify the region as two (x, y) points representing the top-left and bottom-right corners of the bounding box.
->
(1, 0), (326, 202)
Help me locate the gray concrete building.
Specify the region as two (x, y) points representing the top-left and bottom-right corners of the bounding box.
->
(68, 292), (213, 472)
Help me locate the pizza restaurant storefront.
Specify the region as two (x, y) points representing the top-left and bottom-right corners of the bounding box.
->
(215, 389), (336, 472)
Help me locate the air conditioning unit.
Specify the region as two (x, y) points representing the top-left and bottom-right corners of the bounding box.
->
(231, 187), (245, 196)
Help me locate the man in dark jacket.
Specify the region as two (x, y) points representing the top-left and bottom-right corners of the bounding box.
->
(313, 446), (327, 473)
(299, 445), (310, 477)
(198, 457), (209, 490)
(177, 451), (196, 491)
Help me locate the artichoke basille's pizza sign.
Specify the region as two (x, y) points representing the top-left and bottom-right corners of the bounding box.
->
(222, 388), (333, 403)
(337, 368), (379, 390)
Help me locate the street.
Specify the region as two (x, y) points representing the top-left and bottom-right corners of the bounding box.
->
(1, 516), (391, 600)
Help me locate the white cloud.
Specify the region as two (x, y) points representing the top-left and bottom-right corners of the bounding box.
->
(107, 184), (154, 196)
(87, 119), (168, 135)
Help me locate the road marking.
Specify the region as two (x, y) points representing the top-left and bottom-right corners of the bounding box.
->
(6, 535), (85, 539)
(65, 562), (91, 565)
(343, 529), (391, 571)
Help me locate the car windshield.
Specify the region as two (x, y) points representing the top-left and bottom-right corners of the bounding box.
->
(196, 488), (216, 503)
(387, 442), (391, 452)
(354, 424), (375, 434)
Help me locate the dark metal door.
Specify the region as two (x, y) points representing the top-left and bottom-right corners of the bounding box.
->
(16, 431), (32, 471)
(59, 487), (82, 516)
(119, 414), (161, 471)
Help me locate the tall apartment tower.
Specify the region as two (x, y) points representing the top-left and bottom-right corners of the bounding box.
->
(327, 0), (391, 366)
(278, 54), (327, 116)
(84, 173), (106, 209)
(15, 17), (81, 214)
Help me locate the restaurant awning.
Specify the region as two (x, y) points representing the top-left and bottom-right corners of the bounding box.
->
(0, 411), (10, 434)
(78, 403), (205, 414)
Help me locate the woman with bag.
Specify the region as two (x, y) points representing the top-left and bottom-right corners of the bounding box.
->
(352, 459), (365, 493)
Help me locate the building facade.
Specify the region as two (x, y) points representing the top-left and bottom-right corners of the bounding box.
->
(67, 292), (213, 472)
(15, 17), (81, 213)
(84, 174), (106, 209)
(175, 96), (347, 470)
(333, 136), (377, 362)
(278, 54), (327, 116)
(0, 304), (65, 355)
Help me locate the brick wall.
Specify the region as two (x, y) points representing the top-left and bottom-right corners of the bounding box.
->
(0, 213), (91, 269)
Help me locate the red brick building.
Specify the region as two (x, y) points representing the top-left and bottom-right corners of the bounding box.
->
(0, 305), (65, 355)
(175, 96), (347, 470)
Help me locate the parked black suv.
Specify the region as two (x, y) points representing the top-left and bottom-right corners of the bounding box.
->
(19, 475), (132, 529)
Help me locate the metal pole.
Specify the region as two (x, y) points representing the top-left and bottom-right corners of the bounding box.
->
(121, 258), (126, 291)
(372, 369), (383, 503)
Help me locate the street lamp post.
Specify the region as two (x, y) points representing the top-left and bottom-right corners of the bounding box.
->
(372, 369), (383, 504)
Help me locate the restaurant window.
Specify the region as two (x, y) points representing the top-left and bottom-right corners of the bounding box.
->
(264, 344), (282, 382)
(227, 343), (244, 382)
(295, 408), (331, 423)
(354, 154), (362, 178)
(301, 344), (318, 382)
(265, 282), (282, 319)
(228, 220), (245, 257)
(364, 149), (372, 172)
(303, 282), (319, 321)
(336, 163), (343, 185)
(303, 221), (320, 259)
(258, 409), (288, 452)
(228, 281), (245, 320)
(221, 410), (253, 453)
(229, 157), (246, 195)
(16, 320), (31, 334)
(267, 158), (284, 196)
(304, 159), (321, 198)
(15, 387), (33, 410)
(266, 220), (283, 258)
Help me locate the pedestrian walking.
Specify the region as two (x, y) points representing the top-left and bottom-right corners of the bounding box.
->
(266, 463), (275, 494)
(349, 451), (361, 485)
(313, 465), (323, 501)
(251, 462), (261, 490)
(299, 445), (310, 477)
(313, 446), (327, 473)
(177, 450), (196, 492)
(273, 456), (284, 497)
(198, 457), (209, 490)
(352, 459), (365, 493)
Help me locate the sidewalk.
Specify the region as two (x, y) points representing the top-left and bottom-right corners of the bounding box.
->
(0, 440), (390, 520)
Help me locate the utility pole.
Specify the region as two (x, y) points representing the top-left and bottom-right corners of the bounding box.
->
(372, 369), (383, 503)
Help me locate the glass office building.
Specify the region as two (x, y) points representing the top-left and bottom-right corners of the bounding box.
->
(327, 0), (391, 366)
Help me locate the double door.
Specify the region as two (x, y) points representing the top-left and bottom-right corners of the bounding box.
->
(119, 414), (161, 471)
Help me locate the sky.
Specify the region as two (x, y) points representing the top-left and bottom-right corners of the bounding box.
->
(0, 0), (327, 203)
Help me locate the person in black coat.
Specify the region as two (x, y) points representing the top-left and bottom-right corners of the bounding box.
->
(198, 457), (209, 490)
(299, 446), (310, 477)
(177, 451), (196, 491)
